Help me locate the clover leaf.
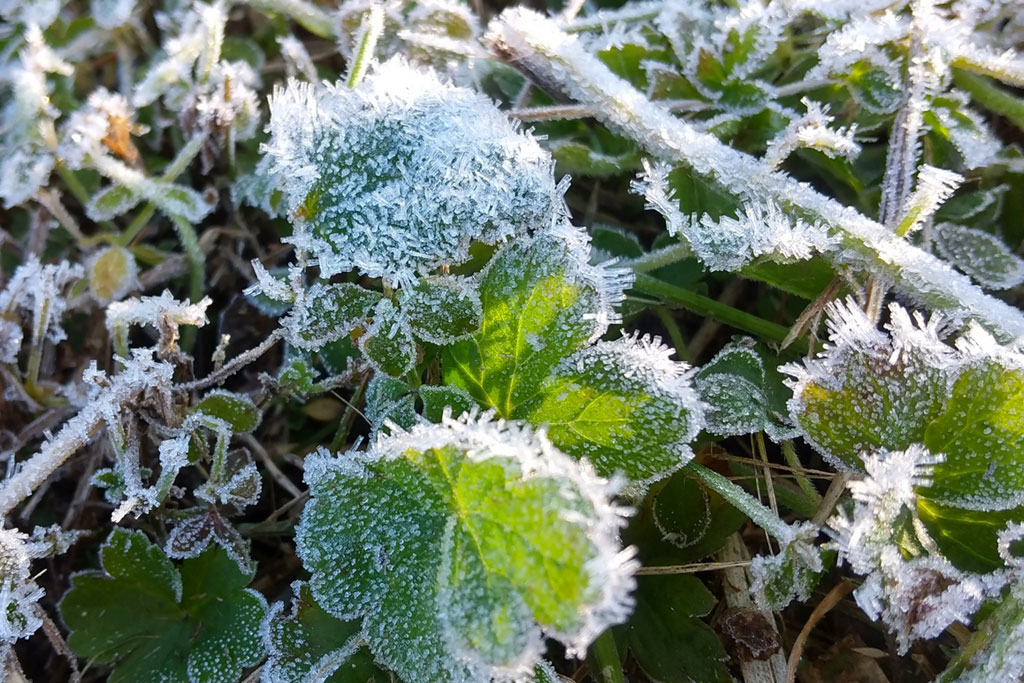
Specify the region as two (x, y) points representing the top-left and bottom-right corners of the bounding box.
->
(295, 411), (636, 683)
(60, 528), (266, 683)
(444, 223), (704, 483)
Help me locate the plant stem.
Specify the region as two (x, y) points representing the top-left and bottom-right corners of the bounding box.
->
(632, 273), (795, 347)
(782, 440), (822, 506)
(586, 629), (625, 683)
(345, 4), (384, 88)
(623, 242), (694, 273)
(686, 461), (793, 542)
(486, 9), (1024, 339)
(952, 67), (1024, 134)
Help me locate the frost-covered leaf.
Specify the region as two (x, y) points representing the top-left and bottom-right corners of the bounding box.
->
(87, 246), (139, 304)
(923, 354), (1024, 510)
(620, 575), (730, 683)
(359, 299), (417, 378)
(193, 390), (262, 433)
(444, 223), (629, 418)
(86, 184), (141, 221)
(260, 581), (389, 683)
(934, 222), (1024, 290)
(295, 412), (636, 683)
(695, 339), (797, 441)
(284, 282), (381, 351)
(749, 522), (824, 611)
(399, 275), (482, 345)
(785, 300), (951, 470)
(935, 581), (1024, 683)
(61, 528), (266, 683)
(365, 374), (417, 433)
(420, 384), (475, 423)
(648, 470), (746, 559)
(0, 529), (46, 649)
(166, 507), (255, 575)
(264, 59), (557, 285)
(518, 333), (704, 484)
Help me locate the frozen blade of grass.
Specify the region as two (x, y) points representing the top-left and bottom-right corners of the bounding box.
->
(484, 8), (1024, 340)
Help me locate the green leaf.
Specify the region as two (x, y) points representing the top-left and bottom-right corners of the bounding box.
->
(87, 184), (141, 221)
(359, 299), (417, 378)
(695, 339), (797, 441)
(650, 469), (745, 558)
(620, 575), (730, 683)
(934, 222), (1024, 290)
(923, 357), (1024, 510)
(419, 384), (476, 423)
(262, 582), (390, 683)
(400, 275), (482, 345)
(749, 522), (825, 610)
(443, 228), (622, 418)
(193, 390), (261, 433)
(60, 529), (266, 683)
(365, 375), (417, 433)
(918, 499), (1024, 573)
(517, 334), (704, 484)
(285, 282), (382, 351)
(295, 413), (635, 683)
(786, 301), (949, 469)
(152, 181), (213, 223)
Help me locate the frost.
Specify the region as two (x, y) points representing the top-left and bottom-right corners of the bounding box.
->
(895, 165), (964, 237)
(91, 0), (136, 29)
(282, 282), (381, 351)
(359, 299), (417, 378)
(263, 58), (558, 285)
(635, 161), (835, 271)
(521, 332), (706, 485)
(749, 521), (824, 611)
(0, 148), (53, 208)
(166, 507), (255, 575)
(763, 99), (861, 168)
(828, 446), (1006, 653)
(0, 529), (45, 651)
(934, 222), (1024, 290)
(399, 275), (483, 345)
(276, 35), (318, 82)
(296, 410), (637, 682)
(106, 290), (212, 356)
(0, 255), (83, 363)
(695, 338), (798, 441)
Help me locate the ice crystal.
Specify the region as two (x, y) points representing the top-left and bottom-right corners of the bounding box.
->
(281, 282), (381, 351)
(296, 410), (637, 682)
(359, 299), (417, 378)
(895, 165), (964, 237)
(0, 256), (82, 365)
(828, 446), (1006, 652)
(0, 529), (44, 651)
(749, 521), (824, 611)
(399, 275), (483, 345)
(263, 58), (558, 285)
(635, 161), (835, 271)
(106, 291), (212, 356)
(762, 99), (861, 169)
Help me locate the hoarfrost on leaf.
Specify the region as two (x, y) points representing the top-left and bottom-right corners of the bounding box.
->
(520, 332), (705, 485)
(933, 222), (1024, 290)
(749, 521), (824, 611)
(295, 411), (637, 683)
(282, 282), (381, 352)
(399, 275), (483, 345)
(359, 299), (417, 378)
(60, 528), (266, 683)
(263, 58), (558, 285)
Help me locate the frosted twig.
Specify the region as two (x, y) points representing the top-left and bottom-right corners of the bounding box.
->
(174, 328), (286, 393)
(345, 4), (384, 88)
(485, 8), (1024, 339)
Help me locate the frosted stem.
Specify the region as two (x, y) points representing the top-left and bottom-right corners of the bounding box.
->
(686, 461), (792, 542)
(485, 8), (1024, 339)
(346, 4), (384, 88)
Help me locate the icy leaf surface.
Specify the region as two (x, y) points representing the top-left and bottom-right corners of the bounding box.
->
(359, 299), (417, 378)
(518, 333), (704, 484)
(444, 222), (629, 420)
(695, 339), (797, 441)
(399, 275), (482, 345)
(261, 581), (388, 683)
(749, 522), (824, 611)
(785, 300), (951, 470)
(420, 384), (477, 423)
(264, 59), (557, 285)
(295, 412), (636, 683)
(283, 282), (381, 351)
(365, 375), (417, 433)
(60, 528), (266, 683)
(934, 222), (1024, 291)
(192, 390), (262, 433)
